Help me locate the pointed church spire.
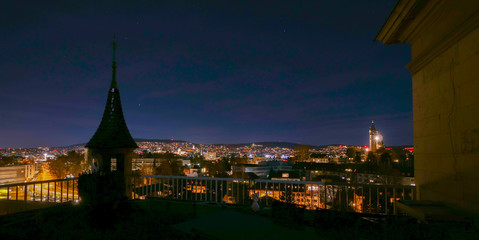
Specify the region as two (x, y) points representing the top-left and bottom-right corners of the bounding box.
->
(110, 34), (118, 89)
(86, 38), (137, 149)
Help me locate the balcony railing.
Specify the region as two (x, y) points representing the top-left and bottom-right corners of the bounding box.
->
(133, 175), (416, 215)
(0, 178), (80, 203)
(0, 175), (416, 215)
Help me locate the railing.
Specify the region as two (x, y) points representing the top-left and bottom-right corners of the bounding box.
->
(0, 175), (416, 215)
(0, 178), (80, 203)
(133, 175), (416, 215)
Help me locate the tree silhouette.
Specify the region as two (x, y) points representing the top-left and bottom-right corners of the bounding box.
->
(203, 158), (231, 177)
(230, 155), (248, 165)
(346, 147), (357, 159)
(290, 145), (310, 164)
(0, 156), (19, 167)
(380, 152), (392, 166)
(354, 153), (362, 163)
(366, 152), (377, 165)
(49, 151), (87, 179)
(154, 152), (184, 176)
(188, 154), (205, 165)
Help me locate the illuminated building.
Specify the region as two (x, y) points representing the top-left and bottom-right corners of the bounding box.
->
(204, 152), (216, 161)
(0, 164), (35, 184)
(232, 161), (292, 178)
(368, 121), (383, 153)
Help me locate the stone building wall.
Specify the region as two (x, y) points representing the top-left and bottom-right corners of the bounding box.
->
(413, 26), (479, 211)
(376, 0), (479, 213)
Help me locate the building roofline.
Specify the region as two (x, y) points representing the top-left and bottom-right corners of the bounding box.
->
(375, 0), (424, 44)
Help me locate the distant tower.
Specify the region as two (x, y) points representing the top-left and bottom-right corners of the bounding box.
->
(85, 37), (138, 179)
(369, 121), (383, 152)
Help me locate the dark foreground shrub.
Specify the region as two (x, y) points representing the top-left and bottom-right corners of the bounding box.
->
(271, 201), (305, 228)
(78, 171), (126, 207)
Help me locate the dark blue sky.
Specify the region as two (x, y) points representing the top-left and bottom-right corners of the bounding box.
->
(0, 0), (411, 148)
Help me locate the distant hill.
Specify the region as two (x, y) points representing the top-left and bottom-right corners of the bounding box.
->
(134, 138), (186, 143)
(385, 145), (414, 149)
(57, 139), (390, 150)
(56, 143), (86, 148)
(135, 139), (320, 149)
(55, 139), (186, 148)
(214, 142), (323, 149)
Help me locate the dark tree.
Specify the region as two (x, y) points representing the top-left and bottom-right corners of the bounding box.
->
(188, 154), (205, 165)
(290, 145), (310, 164)
(380, 152), (392, 166)
(354, 154), (362, 163)
(0, 156), (19, 167)
(49, 151), (87, 179)
(154, 152), (184, 176)
(366, 152), (377, 165)
(346, 147), (357, 159)
(140, 150), (154, 158)
(230, 155), (248, 165)
(204, 158), (231, 177)
(310, 153), (326, 158)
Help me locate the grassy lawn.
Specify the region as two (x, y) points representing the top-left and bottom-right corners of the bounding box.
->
(0, 199), (477, 240)
(0, 200), (191, 240)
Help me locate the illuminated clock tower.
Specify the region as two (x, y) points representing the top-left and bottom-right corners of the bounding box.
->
(369, 121), (383, 153)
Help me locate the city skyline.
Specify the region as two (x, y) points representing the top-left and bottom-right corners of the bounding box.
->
(1, 1), (477, 236)
(1, 1), (412, 148)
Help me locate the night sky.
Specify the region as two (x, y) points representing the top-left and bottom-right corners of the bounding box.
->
(0, 0), (412, 148)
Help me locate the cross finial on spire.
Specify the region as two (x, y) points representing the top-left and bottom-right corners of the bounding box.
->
(112, 34), (117, 62)
(110, 34), (118, 89)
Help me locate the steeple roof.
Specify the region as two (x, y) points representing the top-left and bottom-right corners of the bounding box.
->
(86, 38), (138, 149)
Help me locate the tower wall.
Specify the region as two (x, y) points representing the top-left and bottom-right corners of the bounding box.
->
(376, 0), (479, 213)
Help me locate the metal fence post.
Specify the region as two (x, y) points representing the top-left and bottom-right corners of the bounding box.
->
(176, 178), (179, 200)
(393, 187), (396, 215)
(345, 186), (349, 211)
(60, 181), (63, 202)
(66, 180), (69, 201)
(24, 185), (27, 201)
(74, 179), (77, 202)
(370, 186), (374, 213)
(215, 180), (218, 203)
(209, 180), (212, 202)
(384, 186), (388, 214)
(376, 187), (379, 214)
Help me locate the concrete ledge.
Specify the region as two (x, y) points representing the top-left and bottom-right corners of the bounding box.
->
(396, 200), (470, 224)
(0, 200), (63, 216)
